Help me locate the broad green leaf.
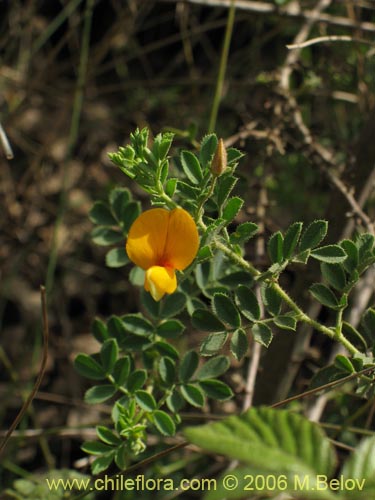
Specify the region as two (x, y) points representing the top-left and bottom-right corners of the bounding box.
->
(153, 410), (176, 436)
(180, 150), (202, 184)
(273, 315), (297, 331)
(91, 318), (108, 343)
(197, 245), (214, 262)
(222, 197), (243, 223)
(252, 323), (273, 347)
(230, 222), (258, 245)
(74, 354), (106, 380)
(310, 283), (339, 309)
(160, 292), (186, 318)
(122, 201), (141, 232)
(107, 315), (127, 342)
(155, 340), (179, 360)
(199, 379), (233, 400)
(212, 293), (241, 327)
(226, 148), (244, 165)
(105, 247), (129, 268)
(140, 289), (160, 318)
(205, 466), (337, 500)
(165, 178), (177, 197)
(158, 357), (175, 384)
(152, 131), (174, 160)
(334, 355), (355, 373)
(341, 239), (359, 273)
(200, 332), (228, 356)
(217, 174), (238, 206)
(299, 220), (328, 251)
(235, 285), (260, 322)
(109, 188), (131, 223)
(112, 357), (131, 386)
(341, 435), (375, 496)
(361, 308), (375, 338)
(283, 222), (303, 259)
(179, 350), (199, 382)
(129, 266), (145, 286)
(292, 249), (310, 264)
(321, 262), (347, 291)
(89, 201), (117, 226)
(268, 231), (284, 264)
(91, 227), (123, 246)
(184, 407), (336, 479)
(177, 180), (200, 199)
(230, 329), (248, 360)
(261, 284), (282, 316)
(115, 444), (127, 471)
(342, 321), (367, 352)
(219, 271), (254, 288)
(199, 134), (218, 168)
(156, 319), (185, 339)
(126, 369), (147, 393)
(357, 233), (375, 261)
(96, 426), (121, 446)
(180, 384), (205, 407)
(122, 314), (154, 336)
(81, 441), (113, 455)
(192, 309), (226, 332)
(84, 385), (117, 404)
(309, 365), (348, 390)
(196, 355), (230, 380)
(311, 245), (347, 263)
(166, 389), (184, 413)
(361, 308), (375, 347)
(100, 338), (118, 374)
(91, 453), (114, 475)
(135, 390), (157, 411)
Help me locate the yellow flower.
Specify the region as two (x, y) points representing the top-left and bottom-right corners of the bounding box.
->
(126, 207), (199, 301)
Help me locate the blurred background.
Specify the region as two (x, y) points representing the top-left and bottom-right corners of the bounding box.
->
(1, 0), (375, 496)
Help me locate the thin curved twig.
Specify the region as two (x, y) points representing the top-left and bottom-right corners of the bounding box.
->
(0, 286), (49, 457)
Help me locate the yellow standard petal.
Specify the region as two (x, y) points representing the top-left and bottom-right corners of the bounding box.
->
(163, 207), (199, 270)
(126, 208), (169, 270)
(144, 266), (177, 301)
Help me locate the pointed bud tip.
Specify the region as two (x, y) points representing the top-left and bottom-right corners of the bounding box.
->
(211, 138), (227, 177)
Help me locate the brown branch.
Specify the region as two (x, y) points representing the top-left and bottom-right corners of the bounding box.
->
(287, 34), (375, 49)
(0, 121), (14, 160)
(161, 0), (375, 33)
(272, 366), (375, 409)
(0, 286), (49, 457)
(280, 0), (332, 90)
(285, 94), (375, 235)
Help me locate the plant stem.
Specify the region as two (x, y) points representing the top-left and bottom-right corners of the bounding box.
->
(212, 239), (361, 356)
(196, 176), (217, 223)
(213, 239), (260, 277)
(208, 0), (236, 133)
(271, 282), (360, 356)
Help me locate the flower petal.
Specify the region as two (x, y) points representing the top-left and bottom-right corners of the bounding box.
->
(144, 266), (177, 301)
(163, 207), (199, 270)
(126, 208), (169, 270)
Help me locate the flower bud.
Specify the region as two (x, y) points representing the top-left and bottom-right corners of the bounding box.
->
(211, 138), (227, 177)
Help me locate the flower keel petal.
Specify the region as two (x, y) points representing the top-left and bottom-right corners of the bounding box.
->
(145, 266), (177, 302)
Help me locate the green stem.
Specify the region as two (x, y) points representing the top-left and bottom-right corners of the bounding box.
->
(208, 0), (236, 133)
(213, 239), (260, 277)
(212, 239), (360, 356)
(196, 176), (217, 223)
(271, 282), (360, 356)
